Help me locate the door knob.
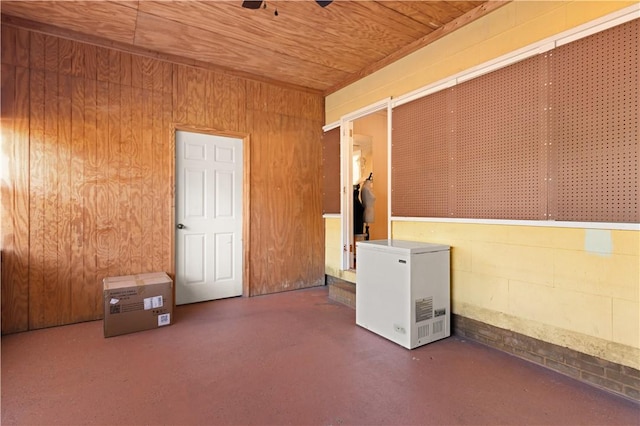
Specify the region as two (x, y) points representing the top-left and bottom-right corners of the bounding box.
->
(176, 223), (185, 229)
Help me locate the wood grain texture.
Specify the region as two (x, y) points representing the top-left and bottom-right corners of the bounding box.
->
(28, 68), (46, 329)
(133, 11), (347, 90)
(162, 91), (173, 275)
(245, 110), (324, 296)
(120, 52), (132, 87)
(137, 1), (368, 73)
(1, 1), (138, 45)
(140, 89), (154, 273)
(1, 13), (322, 95)
(13, 64), (31, 330)
(1, 24), (30, 67)
(171, 65), (188, 125)
(42, 70), (61, 326)
(246, 80), (324, 121)
(58, 38), (73, 75)
(325, 0), (509, 94)
(94, 80), (110, 290)
(56, 72), (73, 326)
(15, 27), (30, 68)
(0, 63), (16, 327)
(106, 81), (120, 277)
(118, 84), (132, 276)
(14, 65), (32, 326)
(186, 66), (205, 125)
(44, 34), (58, 73)
(129, 86), (143, 275)
(69, 39), (85, 78)
(1, 0), (491, 92)
(151, 90), (163, 273)
(3, 26), (325, 332)
(1, 61), (30, 333)
(81, 43), (97, 81)
(1, 25), (16, 65)
(96, 47), (109, 83)
(242, 132), (252, 299)
(108, 50), (120, 85)
(29, 31), (45, 70)
(82, 77), (100, 321)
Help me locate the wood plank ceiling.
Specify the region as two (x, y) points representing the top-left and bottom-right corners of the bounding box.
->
(0, 0), (500, 93)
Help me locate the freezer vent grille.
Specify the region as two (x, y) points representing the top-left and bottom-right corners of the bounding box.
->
(415, 297), (433, 323)
(418, 324), (430, 339)
(433, 319), (444, 335)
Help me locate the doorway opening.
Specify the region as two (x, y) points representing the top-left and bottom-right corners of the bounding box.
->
(341, 100), (390, 271)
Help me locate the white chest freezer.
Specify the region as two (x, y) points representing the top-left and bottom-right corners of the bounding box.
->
(355, 239), (450, 349)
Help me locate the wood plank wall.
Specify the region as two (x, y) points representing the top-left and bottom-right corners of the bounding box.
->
(1, 24), (325, 333)
(173, 70), (325, 296)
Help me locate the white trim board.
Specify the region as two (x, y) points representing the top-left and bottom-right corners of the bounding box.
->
(323, 121), (340, 132)
(391, 217), (640, 231)
(323, 213), (340, 219)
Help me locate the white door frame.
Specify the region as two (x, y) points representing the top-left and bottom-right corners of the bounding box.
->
(339, 98), (392, 270)
(171, 125), (251, 298)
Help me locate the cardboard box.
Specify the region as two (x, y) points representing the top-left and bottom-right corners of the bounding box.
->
(103, 272), (173, 338)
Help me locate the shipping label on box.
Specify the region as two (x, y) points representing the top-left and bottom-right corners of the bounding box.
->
(103, 272), (173, 338)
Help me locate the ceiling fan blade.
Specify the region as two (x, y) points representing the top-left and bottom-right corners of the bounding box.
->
(242, 1), (264, 9)
(315, 0), (333, 7)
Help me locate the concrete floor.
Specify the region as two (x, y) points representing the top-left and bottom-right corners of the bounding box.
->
(2, 286), (638, 425)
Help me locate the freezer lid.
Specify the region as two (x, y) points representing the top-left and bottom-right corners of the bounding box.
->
(356, 239), (449, 254)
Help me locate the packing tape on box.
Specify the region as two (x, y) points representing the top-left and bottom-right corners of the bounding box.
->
(133, 275), (146, 295)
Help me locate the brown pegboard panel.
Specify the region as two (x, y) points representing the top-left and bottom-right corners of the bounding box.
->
(454, 54), (547, 219)
(392, 89), (450, 217)
(322, 127), (341, 214)
(549, 19), (639, 223)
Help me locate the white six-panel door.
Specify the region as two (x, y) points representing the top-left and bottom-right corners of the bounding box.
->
(175, 131), (243, 304)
